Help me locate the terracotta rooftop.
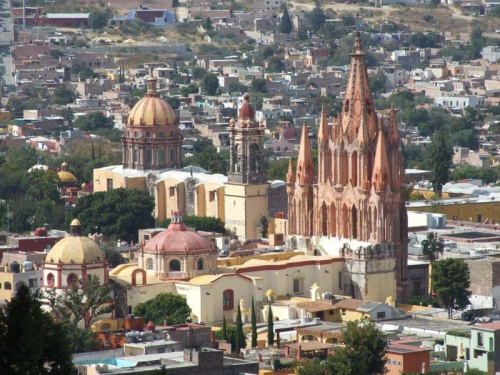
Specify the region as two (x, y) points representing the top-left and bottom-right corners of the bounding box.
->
(475, 322), (500, 331)
(296, 300), (335, 313)
(332, 298), (367, 310)
(286, 342), (335, 352)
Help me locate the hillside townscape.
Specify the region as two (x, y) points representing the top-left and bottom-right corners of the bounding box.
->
(3, 0), (500, 374)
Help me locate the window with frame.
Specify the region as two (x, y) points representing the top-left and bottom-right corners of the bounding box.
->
(146, 258), (154, 270)
(158, 149), (165, 163)
(46, 273), (55, 287)
(222, 289), (234, 311)
(197, 258), (204, 271)
(67, 273), (78, 286)
(169, 187), (175, 197)
(478, 332), (484, 347)
(341, 309), (346, 316)
(107, 178), (113, 191)
(4, 282), (12, 290)
(293, 278), (300, 294)
(29, 278), (37, 288)
(145, 149), (152, 164)
(376, 311), (386, 319)
(209, 191), (215, 202)
(169, 259), (181, 271)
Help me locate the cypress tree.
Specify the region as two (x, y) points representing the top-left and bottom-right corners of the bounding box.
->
(222, 315), (227, 341)
(280, 5), (293, 34)
(267, 305), (274, 346)
(235, 304), (243, 353)
(251, 296), (257, 347)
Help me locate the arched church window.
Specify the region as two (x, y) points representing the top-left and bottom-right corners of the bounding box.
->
(46, 273), (54, 287)
(158, 149), (165, 163)
(145, 149), (152, 164)
(67, 273), (78, 287)
(158, 132), (164, 138)
(222, 289), (234, 311)
(197, 258), (204, 270)
(134, 131), (139, 138)
(169, 259), (181, 271)
(146, 258), (154, 270)
(250, 144), (259, 172)
(145, 131), (151, 138)
(170, 149), (174, 163)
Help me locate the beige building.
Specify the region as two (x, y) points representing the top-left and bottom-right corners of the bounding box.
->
(94, 88), (275, 239)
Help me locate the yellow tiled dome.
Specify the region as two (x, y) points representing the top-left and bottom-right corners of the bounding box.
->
(127, 75), (176, 127)
(58, 170), (77, 183)
(46, 237), (104, 264)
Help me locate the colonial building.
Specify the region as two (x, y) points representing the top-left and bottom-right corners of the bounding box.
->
(93, 74), (283, 239)
(287, 33), (408, 302)
(224, 94), (269, 239)
(41, 219), (108, 293)
(122, 70), (182, 171)
(138, 210), (218, 280)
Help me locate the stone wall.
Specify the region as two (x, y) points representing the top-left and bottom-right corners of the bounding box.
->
(466, 257), (500, 297)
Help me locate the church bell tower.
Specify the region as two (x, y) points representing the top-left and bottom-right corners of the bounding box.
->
(224, 94), (269, 240)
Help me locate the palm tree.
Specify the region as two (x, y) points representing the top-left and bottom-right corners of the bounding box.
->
(421, 232), (444, 300)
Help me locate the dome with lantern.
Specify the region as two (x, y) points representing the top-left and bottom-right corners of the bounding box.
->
(122, 69), (183, 171)
(127, 70), (177, 127)
(42, 219), (108, 291)
(139, 211), (217, 280)
(57, 161), (77, 184)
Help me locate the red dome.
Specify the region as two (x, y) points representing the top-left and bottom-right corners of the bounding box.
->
(239, 94), (255, 119)
(144, 217), (212, 254)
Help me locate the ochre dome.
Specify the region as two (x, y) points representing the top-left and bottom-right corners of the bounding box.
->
(46, 236), (104, 264)
(144, 219), (212, 254)
(58, 170), (77, 183)
(127, 95), (176, 127)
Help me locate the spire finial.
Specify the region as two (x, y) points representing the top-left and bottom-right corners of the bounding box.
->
(147, 67), (158, 95)
(354, 31), (363, 53)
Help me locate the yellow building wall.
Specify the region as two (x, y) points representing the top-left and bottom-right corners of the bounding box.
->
(364, 267), (397, 303)
(0, 273), (14, 301)
(407, 201), (500, 223)
(217, 251), (304, 267)
(161, 178), (185, 220)
(224, 183), (268, 239)
(93, 169), (146, 193)
(270, 218), (288, 236)
(196, 184), (206, 217)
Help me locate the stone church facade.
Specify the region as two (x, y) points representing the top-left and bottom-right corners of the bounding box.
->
(287, 33), (408, 302)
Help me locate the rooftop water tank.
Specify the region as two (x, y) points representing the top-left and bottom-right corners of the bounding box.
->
(23, 261), (33, 271)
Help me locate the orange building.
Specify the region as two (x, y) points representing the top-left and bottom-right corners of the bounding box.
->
(385, 339), (431, 375)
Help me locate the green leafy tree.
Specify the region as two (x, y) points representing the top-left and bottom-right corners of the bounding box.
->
(260, 216), (269, 238)
(180, 84), (199, 97)
(279, 5), (293, 34)
(251, 296), (257, 347)
(0, 284), (74, 374)
(62, 107), (75, 127)
(202, 17), (213, 31)
(159, 215), (226, 234)
(215, 325), (246, 353)
(202, 73), (219, 95)
(298, 23), (309, 40)
(185, 145), (229, 174)
(267, 305), (274, 346)
(192, 67), (207, 80)
(430, 131), (452, 196)
(69, 189), (155, 242)
(135, 293), (192, 325)
(251, 78), (267, 93)
(309, 1), (326, 33)
(89, 8), (112, 29)
(451, 164), (499, 184)
(369, 70), (387, 94)
(102, 244), (124, 267)
(74, 111), (114, 131)
(228, 81), (247, 94)
(421, 232), (444, 299)
(328, 320), (388, 375)
(235, 303), (244, 353)
(52, 86), (76, 105)
(432, 259), (471, 319)
(222, 315), (227, 340)
(48, 275), (114, 330)
(466, 28), (486, 60)
(450, 129), (479, 149)
(266, 56), (285, 73)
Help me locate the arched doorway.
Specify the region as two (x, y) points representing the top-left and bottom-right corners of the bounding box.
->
(321, 203), (328, 236)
